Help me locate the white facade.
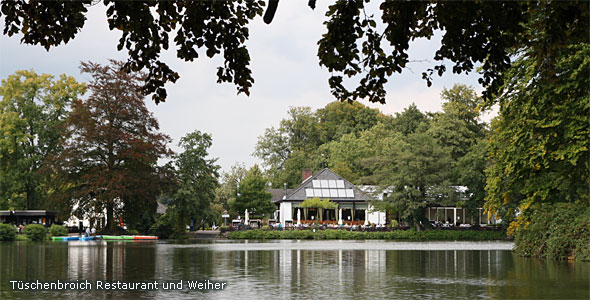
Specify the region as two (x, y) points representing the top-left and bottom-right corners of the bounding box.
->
(368, 204), (386, 225)
(279, 201), (292, 225)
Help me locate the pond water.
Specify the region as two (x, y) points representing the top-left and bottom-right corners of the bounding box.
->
(0, 240), (588, 299)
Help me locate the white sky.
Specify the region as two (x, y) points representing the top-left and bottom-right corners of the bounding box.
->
(0, 2), (493, 172)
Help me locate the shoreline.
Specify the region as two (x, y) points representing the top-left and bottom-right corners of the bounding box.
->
(226, 229), (509, 241)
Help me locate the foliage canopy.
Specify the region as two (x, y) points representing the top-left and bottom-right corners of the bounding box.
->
(0, 70), (85, 210)
(49, 60), (172, 231)
(169, 130), (220, 233)
(3, 2), (586, 103)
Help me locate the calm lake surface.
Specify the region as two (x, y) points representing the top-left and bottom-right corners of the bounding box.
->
(0, 240), (588, 299)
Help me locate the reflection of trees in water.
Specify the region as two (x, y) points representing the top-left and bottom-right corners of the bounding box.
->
(68, 242), (108, 280)
(0, 242), (68, 280)
(67, 241), (157, 282)
(1, 243), (588, 299)
(171, 247), (218, 279)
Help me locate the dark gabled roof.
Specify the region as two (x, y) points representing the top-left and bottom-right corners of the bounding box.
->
(281, 168), (373, 202)
(267, 188), (294, 203)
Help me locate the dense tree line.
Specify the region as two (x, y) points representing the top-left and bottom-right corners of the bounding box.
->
(0, 61), (221, 235)
(255, 84), (489, 229)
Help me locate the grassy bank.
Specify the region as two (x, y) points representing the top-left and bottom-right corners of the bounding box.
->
(227, 229), (508, 241)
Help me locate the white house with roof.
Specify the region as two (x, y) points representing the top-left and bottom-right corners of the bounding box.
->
(271, 168), (386, 226)
(269, 168), (498, 227)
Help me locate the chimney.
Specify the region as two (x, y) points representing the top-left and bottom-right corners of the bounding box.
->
(283, 183), (287, 200)
(302, 169), (313, 182)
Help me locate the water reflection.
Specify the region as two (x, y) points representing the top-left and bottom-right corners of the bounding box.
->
(0, 240), (587, 299)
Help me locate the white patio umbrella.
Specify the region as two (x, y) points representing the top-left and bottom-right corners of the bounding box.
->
(245, 209), (249, 225)
(338, 208), (343, 225)
(364, 209), (369, 226)
(297, 209), (301, 226)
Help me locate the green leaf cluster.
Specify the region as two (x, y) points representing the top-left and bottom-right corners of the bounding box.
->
(254, 102), (389, 187)
(22, 224), (47, 241)
(485, 43), (590, 229)
(318, 1), (588, 103)
(513, 202), (590, 261)
(1, 1), (265, 104)
(301, 197), (337, 209)
(48, 224), (68, 237)
(0, 223), (17, 241)
(231, 165), (274, 218)
(0, 70), (85, 211)
(170, 130), (220, 234)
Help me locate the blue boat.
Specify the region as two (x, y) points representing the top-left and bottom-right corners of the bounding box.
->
(80, 236), (95, 241)
(51, 236), (80, 241)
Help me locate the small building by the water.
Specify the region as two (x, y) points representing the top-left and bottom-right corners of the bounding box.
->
(270, 168), (499, 228)
(273, 168), (386, 226)
(0, 210), (58, 227)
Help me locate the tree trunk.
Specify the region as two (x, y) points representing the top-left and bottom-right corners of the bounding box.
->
(26, 179), (32, 210)
(413, 207), (431, 231)
(106, 200), (114, 231)
(175, 209), (185, 235)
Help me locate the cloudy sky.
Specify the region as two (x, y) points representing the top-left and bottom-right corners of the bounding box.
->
(0, 2), (490, 172)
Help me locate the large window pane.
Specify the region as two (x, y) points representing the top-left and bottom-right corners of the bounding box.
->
(345, 189), (354, 198)
(329, 189), (338, 197)
(314, 189), (322, 197)
(336, 180), (345, 188)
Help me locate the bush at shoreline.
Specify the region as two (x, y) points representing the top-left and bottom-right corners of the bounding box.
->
(0, 224), (17, 241)
(23, 224), (47, 241)
(49, 224), (69, 237)
(227, 229), (508, 241)
(513, 202), (590, 261)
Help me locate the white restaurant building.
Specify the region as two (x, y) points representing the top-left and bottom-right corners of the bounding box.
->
(270, 168), (497, 227)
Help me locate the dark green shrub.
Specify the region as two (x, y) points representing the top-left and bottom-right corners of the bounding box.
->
(514, 202), (590, 261)
(48, 224), (69, 237)
(0, 223), (17, 241)
(150, 212), (175, 239)
(23, 224), (47, 241)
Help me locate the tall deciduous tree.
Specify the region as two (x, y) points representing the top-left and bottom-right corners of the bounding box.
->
(485, 43), (590, 232)
(214, 162), (248, 217)
(254, 106), (323, 188)
(322, 122), (403, 184)
(0, 70), (85, 210)
(427, 84), (487, 162)
(231, 165), (274, 217)
(369, 132), (457, 230)
(388, 103), (428, 136)
(170, 130), (219, 233)
(316, 101), (384, 144)
(255, 102), (391, 187)
(51, 60), (171, 231)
